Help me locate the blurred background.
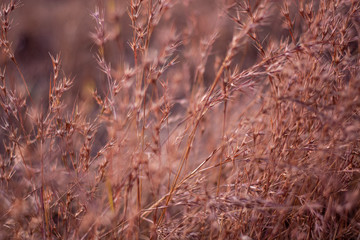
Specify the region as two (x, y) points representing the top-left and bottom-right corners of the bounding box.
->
(7, 0), (97, 103)
(3, 0), (280, 106)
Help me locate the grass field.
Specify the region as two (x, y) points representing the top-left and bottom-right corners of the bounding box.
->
(0, 0), (359, 239)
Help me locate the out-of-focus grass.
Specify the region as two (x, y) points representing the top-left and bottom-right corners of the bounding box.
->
(0, 0), (359, 239)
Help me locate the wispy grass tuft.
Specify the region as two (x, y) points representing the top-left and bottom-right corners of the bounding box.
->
(0, 0), (359, 239)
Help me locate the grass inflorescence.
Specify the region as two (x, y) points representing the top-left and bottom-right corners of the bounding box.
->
(0, 0), (359, 239)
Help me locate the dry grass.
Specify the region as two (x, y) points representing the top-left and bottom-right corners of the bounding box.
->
(0, 0), (359, 239)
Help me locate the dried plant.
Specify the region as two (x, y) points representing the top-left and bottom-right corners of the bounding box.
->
(0, 0), (359, 239)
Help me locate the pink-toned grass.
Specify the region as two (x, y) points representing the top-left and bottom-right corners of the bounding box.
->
(0, 0), (359, 239)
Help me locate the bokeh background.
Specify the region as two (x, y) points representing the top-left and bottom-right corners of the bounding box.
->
(3, 0), (289, 107)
